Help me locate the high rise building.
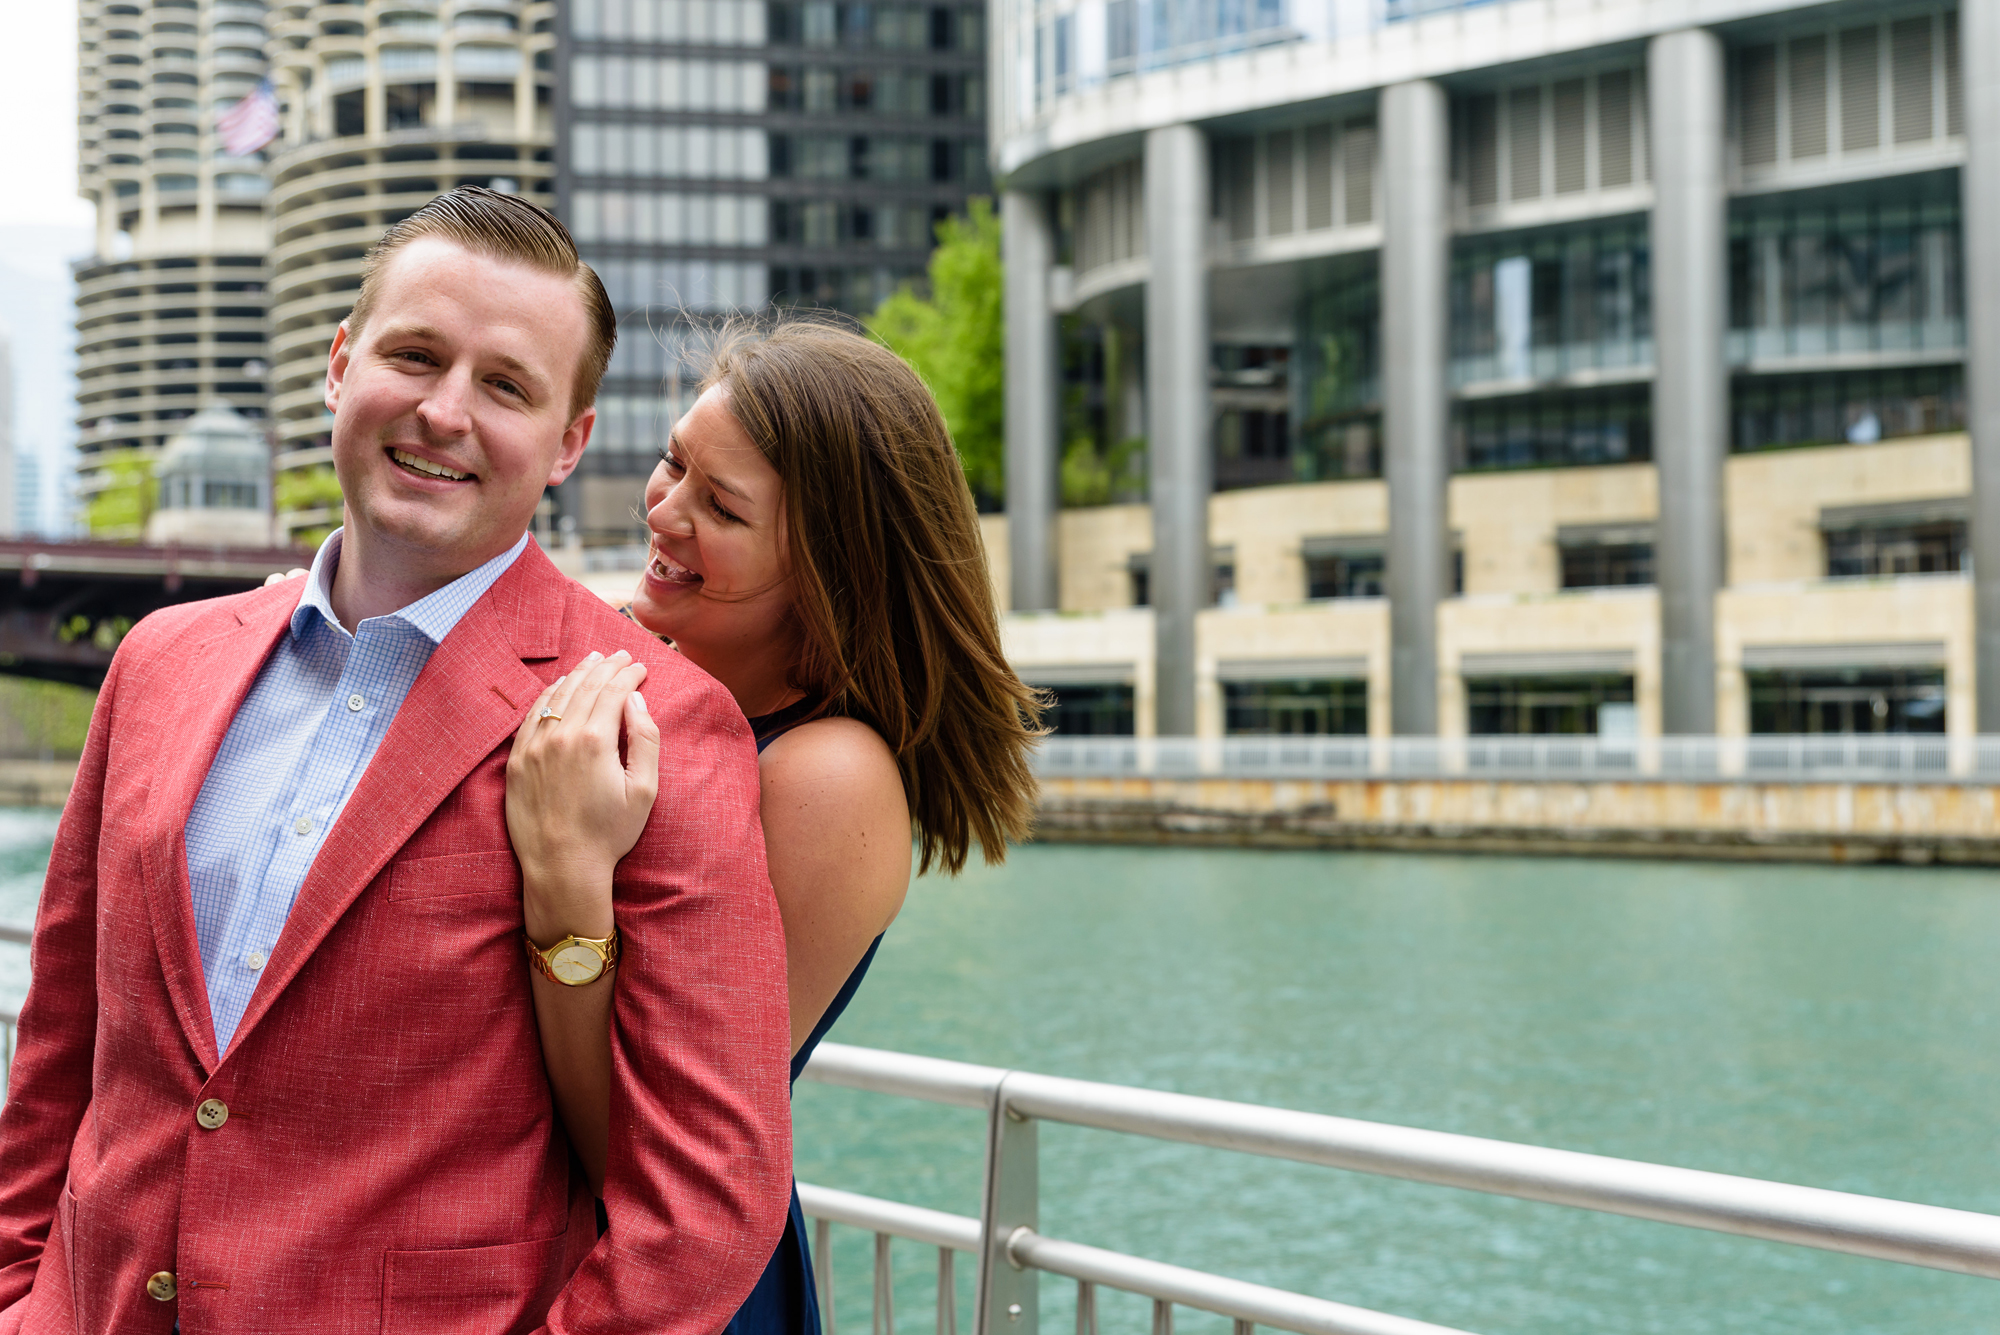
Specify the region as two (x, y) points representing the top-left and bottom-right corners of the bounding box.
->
(992, 0), (1997, 743)
(262, 0), (556, 542)
(73, 0), (273, 536)
(0, 333), (16, 539)
(552, 0), (991, 544)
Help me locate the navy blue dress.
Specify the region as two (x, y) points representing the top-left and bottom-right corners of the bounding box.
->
(724, 696), (882, 1335)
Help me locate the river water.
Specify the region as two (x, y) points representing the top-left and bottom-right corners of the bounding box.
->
(3, 818), (1997, 1332)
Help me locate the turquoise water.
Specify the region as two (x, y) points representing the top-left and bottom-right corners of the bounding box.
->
(6, 821), (2000, 1331)
(794, 844), (2000, 1335)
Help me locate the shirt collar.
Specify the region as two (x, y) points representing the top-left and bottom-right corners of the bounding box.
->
(291, 528), (531, 646)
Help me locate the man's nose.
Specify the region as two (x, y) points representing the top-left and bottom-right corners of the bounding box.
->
(418, 367), (475, 438)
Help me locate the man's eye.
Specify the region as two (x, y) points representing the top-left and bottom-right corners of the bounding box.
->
(493, 379), (523, 398)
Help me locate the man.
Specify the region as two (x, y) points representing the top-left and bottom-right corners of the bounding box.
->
(0, 188), (794, 1333)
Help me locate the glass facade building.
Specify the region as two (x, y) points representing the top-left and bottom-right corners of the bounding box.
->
(554, 0), (989, 543)
(993, 0), (1998, 741)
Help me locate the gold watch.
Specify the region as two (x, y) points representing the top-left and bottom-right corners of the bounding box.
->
(525, 927), (620, 986)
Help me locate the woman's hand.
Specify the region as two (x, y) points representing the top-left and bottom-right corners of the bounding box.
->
(263, 568), (308, 587)
(506, 649), (661, 944)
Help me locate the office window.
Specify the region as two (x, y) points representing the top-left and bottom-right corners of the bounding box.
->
(1454, 385), (1652, 472)
(1040, 682), (1136, 735)
(1748, 667), (1944, 733)
(1302, 545), (1383, 599)
(1224, 678), (1367, 735)
(1467, 674), (1634, 735)
(1296, 255), (1382, 477)
(1558, 526), (1655, 588)
(1451, 216), (1651, 386)
(1824, 520), (1966, 576)
(1728, 174), (1962, 360)
(1732, 364), (1964, 452)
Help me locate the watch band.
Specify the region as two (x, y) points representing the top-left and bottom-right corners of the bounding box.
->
(524, 927), (621, 986)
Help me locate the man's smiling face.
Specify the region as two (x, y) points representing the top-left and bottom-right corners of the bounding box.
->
(324, 235), (593, 581)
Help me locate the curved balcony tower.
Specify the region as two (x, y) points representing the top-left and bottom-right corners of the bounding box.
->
(73, 0), (274, 523)
(264, 0), (556, 541)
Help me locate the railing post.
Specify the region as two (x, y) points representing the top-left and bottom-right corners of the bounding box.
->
(817, 1217), (835, 1335)
(975, 1073), (1037, 1335)
(875, 1233), (896, 1335)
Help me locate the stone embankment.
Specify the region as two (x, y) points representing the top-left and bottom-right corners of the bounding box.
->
(10, 761), (1987, 865)
(1036, 776), (2000, 864)
(0, 761), (81, 810)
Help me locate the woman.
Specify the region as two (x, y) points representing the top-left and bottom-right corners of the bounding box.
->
(504, 319), (1043, 1335)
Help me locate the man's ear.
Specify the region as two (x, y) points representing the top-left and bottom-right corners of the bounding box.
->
(547, 406), (595, 487)
(324, 321), (354, 415)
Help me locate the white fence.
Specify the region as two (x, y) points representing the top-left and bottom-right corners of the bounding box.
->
(798, 1042), (2000, 1335)
(1032, 734), (1985, 783)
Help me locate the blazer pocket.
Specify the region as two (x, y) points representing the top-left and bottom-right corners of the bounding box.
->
(386, 849), (523, 902)
(382, 1233), (568, 1335)
(59, 1179), (83, 1332)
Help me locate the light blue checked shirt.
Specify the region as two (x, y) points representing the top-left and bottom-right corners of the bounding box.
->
(185, 527), (529, 1052)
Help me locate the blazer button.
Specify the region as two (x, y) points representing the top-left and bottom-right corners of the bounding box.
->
(195, 1098), (228, 1130)
(146, 1271), (177, 1302)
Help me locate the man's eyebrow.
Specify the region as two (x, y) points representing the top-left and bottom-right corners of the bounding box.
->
(374, 324), (552, 395)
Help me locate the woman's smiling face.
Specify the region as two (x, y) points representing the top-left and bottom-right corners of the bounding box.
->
(630, 386), (796, 665)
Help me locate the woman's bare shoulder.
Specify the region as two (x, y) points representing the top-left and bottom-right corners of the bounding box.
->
(759, 716), (903, 803)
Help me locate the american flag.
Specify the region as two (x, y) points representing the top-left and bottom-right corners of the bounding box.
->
(216, 79), (280, 158)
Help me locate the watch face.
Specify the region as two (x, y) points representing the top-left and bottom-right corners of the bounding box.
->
(550, 942), (604, 985)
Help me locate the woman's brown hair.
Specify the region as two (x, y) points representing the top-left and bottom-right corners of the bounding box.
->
(700, 317), (1042, 874)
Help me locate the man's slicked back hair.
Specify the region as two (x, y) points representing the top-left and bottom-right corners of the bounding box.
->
(346, 186), (617, 417)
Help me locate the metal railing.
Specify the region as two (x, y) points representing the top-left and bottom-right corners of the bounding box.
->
(797, 1042), (2000, 1335)
(1032, 734), (1987, 784)
(0, 922), (27, 1095)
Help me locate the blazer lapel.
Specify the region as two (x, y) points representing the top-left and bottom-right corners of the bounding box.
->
(223, 544), (568, 1055)
(138, 586), (301, 1074)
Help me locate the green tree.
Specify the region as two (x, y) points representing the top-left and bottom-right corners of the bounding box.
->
(84, 449), (159, 537)
(868, 198), (1004, 505)
(276, 463), (347, 551)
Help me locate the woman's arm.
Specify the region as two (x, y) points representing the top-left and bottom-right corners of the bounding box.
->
(758, 718), (912, 1053)
(507, 651), (659, 1195)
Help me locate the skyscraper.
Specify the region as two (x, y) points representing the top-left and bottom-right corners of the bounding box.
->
(552, 0), (990, 544)
(73, 0), (273, 537)
(0, 332), (16, 540)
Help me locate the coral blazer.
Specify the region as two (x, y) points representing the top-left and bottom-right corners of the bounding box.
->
(0, 540), (794, 1334)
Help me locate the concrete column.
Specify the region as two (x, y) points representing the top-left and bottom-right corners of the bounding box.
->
(1379, 80), (1450, 736)
(1144, 124), (1211, 737)
(1965, 0), (2000, 730)
(1649, 29), (1728, 735)
(1001, 189), (1059, 613)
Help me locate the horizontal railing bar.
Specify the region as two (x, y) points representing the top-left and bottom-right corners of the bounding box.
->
(0, 925), (29, 946)
(996, 1070), (2000, 1280)
(1007, 1228), (1480, 1335)
(1028, 734), (1982, 784)
(799, 1183), (983, 1253)
(803, 1044), (1007, 1111)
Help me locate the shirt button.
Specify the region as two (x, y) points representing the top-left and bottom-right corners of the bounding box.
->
(294, 816), (313, 836)
(146, 1271), (177, 1302)
(347, 693), (365, 711)
(195, 1098), (229, 1130)
(243, 950), (266, 970)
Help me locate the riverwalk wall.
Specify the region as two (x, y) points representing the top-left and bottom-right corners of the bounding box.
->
(1036, 775), (2000, 864)
(7, 760), (1992, 865)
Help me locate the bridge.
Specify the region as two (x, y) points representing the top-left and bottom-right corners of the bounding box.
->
(0, 539), (309, 687)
